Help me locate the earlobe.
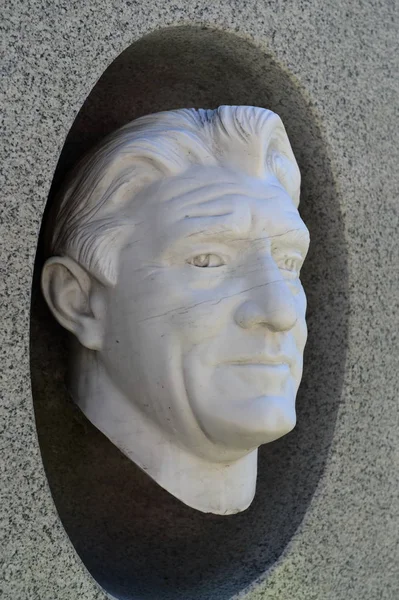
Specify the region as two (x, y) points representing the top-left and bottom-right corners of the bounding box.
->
(41, 256), (105, 350)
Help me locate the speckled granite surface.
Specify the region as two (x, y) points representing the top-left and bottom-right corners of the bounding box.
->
(1, 1), (398, 599)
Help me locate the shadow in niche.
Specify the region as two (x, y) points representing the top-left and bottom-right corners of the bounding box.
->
(31, 26), (348, 600)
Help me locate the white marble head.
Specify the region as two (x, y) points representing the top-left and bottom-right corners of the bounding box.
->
(42, 106), (309, 514)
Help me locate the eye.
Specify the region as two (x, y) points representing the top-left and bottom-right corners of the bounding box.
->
(276, 256), (302, 277)
(284, 257), (300, 272)
(187, 253), (225, 268)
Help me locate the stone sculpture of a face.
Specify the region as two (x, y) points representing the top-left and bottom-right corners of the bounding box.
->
(42, 106), (309, 515)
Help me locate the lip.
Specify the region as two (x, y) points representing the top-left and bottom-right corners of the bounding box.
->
(227, 357), (292, 368)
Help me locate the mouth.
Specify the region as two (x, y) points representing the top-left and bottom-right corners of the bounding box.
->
(227, 356), (292, 368)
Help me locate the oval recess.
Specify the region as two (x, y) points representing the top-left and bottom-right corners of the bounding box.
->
(30, 25), (348, 600)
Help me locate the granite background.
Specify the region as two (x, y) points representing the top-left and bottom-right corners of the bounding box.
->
(1, 1), (398, 599)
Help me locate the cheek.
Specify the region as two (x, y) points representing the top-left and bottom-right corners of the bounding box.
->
(295, 284), (307, 318)
(139, 267), (231, 319)
(168, 300), (229, 346)
(291, 289), (308, 350)
(109, 264), (244, 352)
(137, 269), (202, 315)
(293, 319), (308, 356)
(184, 269), (229, 291)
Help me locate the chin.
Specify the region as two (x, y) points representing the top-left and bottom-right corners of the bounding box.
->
(253, 394), (297, 442)
(200, 394), (297, 453)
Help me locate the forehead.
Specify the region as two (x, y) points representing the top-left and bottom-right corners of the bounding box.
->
(132, 165), (301, 228)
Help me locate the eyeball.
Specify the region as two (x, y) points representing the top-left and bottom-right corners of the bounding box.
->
(275, 255), (301, 277)
(188, 254), (225, 268)
(284, 257), (299, 272)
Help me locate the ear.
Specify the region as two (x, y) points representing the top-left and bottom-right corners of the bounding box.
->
(41, 256), (106, 351)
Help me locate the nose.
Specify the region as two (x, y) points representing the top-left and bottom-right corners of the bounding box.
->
(234, 280), (298, 332)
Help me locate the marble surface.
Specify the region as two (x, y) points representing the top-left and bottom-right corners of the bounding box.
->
(41, 105), (309, 517)
(1, 1), (398, 599)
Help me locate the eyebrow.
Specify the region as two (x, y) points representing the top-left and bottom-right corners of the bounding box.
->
(160, 179), (267, 211)
(185, 214), (242, 230)
(270, 227), (310, 253)
(177, 212), (251, 241)
(171, 214), (309, 252)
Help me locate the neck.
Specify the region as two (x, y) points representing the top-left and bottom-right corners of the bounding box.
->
(69, 345), (258, 515)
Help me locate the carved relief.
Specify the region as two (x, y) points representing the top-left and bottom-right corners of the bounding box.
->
(42, 106), (309, 514)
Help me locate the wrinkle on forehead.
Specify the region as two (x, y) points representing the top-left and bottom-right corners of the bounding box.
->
(154, 171), (264, 209)
(128, 167), (306, 245)
(134, 165), (296, 211)
(177, 212), (308, 243)
(157, 198), (308, 252)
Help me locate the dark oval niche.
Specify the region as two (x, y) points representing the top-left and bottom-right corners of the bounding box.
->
(31, 26), (348, 600)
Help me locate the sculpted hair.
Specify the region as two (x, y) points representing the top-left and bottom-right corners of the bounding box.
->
(47, 106), (300, 286)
